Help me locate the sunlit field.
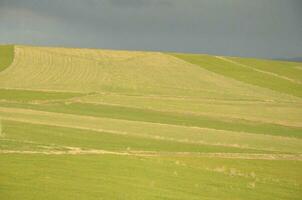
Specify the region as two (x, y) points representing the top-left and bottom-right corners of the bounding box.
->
(0, 45), (301, 199)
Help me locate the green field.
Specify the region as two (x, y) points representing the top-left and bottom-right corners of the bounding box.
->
(0, 45), (301, 199)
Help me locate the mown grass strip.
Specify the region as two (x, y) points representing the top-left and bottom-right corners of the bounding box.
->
(2, 106), (300, 153)
(0, 101), (301, 138)
(2, 120), (268, 154)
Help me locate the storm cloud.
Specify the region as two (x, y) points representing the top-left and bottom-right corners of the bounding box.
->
(0, 0), (301, 58)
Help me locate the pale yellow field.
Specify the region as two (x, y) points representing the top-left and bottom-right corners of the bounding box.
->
(0, 45), (299, 101)
(1, 45), (301, 126)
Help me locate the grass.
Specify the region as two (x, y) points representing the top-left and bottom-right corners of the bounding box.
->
(0, 88), (83, 101)
(3, 120), (264, 153)
(0, 45), (301, 199)
(230, 57), (302, 82)
(0, 45), (14, 72)
(171, 53), (302, 98)
(1, 155), (301, 200)
(0, 101), (301, 138)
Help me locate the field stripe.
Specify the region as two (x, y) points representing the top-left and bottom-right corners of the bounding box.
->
(70, 97), (302, 128)
(1, 106), (302, 153)
(1, 100), (301, 138)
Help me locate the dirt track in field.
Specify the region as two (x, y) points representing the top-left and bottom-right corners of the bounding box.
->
(1, 147), (301, 161)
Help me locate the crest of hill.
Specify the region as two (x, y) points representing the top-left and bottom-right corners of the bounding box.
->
(0, 45), (301, 101)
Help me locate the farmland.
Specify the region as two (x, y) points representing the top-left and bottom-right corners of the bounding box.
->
(0, 45), (301, 199)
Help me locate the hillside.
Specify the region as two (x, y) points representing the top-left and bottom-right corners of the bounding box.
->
(0, 45), (301, 200)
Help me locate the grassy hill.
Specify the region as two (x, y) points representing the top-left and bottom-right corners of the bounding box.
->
(0, 45), (301, 199)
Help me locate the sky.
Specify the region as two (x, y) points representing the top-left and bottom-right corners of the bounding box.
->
(0, 0), (301, 59)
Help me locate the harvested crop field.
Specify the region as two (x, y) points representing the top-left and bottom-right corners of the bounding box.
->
(0, 45), (301, 199)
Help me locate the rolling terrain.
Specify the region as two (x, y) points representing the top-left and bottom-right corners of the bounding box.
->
(0, 45), (301, 199)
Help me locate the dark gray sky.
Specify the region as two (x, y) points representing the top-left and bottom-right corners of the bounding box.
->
(0, 0), (301, 59)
